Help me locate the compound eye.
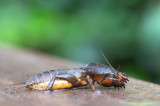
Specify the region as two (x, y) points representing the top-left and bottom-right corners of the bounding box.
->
(113, 72), (119, 78)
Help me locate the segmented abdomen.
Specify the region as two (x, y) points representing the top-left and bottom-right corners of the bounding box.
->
(26, 70), (72, 90)
(26, 70), (56, 85)
(25, 68), (87, 90)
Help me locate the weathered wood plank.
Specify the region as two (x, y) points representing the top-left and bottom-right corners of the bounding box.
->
(0, 47), (160, 106)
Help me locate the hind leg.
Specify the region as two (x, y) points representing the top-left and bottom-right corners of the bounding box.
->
(46, 73), (58, 90)
(45, 73), (79, 90)
(57, 74), (96, 91)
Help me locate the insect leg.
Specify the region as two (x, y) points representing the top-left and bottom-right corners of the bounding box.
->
(46, 73), (58, 90)
(56, 74), (78, 87)
(86, 76), (96, 91)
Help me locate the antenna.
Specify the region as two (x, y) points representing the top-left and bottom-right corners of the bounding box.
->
(100, 49), (115, 69)
(117, 65), (120, 72)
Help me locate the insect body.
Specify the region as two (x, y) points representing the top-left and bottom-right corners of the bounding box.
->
(24, 63), (129, 91)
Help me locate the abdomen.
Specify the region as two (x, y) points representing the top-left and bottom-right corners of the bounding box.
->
(27, 79), (73, 90)
(26, 68), (88, 90)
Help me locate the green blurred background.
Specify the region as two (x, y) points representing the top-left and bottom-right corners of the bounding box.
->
(0, 0), (160, 84)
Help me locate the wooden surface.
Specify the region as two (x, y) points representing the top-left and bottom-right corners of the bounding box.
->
(0, 47), (160, 106)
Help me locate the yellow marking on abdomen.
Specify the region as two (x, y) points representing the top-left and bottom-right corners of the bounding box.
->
(27, 80), (73, 90)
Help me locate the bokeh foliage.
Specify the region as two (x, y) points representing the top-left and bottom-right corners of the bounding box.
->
(0, 0), (160, 84)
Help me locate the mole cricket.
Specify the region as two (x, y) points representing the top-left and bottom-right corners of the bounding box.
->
(11, 51), (129, 91)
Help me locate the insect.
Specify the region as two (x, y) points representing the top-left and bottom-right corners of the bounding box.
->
(10, 51), (129, 91)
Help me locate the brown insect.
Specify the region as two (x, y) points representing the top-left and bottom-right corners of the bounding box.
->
(11, 51), (129, 91)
